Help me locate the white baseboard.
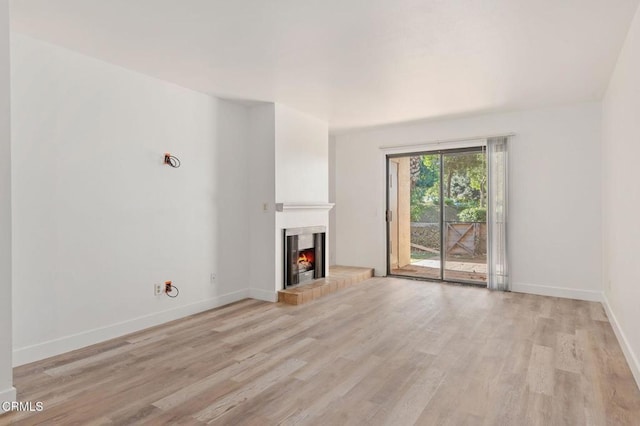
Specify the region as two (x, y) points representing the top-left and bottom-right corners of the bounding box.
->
(511, 282), (603, 302)
(602, 294), (640, 391)
(13, 289), (250, 367)
(0, 386), (17, 414)
(249, 288), (278, 302)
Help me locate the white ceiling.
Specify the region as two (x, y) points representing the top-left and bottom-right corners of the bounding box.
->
(10, 0), (640, 132)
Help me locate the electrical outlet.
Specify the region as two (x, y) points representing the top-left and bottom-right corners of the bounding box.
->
(154, 283), (163, 296)
(210, 273), (216, 284)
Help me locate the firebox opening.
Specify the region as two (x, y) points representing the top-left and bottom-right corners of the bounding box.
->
(284, 226), (326, 288)
(297, 249), (315, 273)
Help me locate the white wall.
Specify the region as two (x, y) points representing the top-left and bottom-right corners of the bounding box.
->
(247, 104), (276, 301)
(328, 135), (337, 265)
(333, 102), (603, 301)
(602, 4), (640, 387)
(274, 104), (329, 202)
(11, 34), (251, 365)
(0, 0), (15, 412)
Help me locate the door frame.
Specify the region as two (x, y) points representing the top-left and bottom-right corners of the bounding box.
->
(385, 146), (487, 286)
(387, 160), (400, 270)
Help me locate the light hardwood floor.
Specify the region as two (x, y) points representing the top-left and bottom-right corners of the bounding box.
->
(4, 277), (640, 425)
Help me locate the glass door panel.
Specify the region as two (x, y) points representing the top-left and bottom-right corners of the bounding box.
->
(409, 154), (441, 279)
(388, 154), (441, 280)
(442, 150), (487, 283)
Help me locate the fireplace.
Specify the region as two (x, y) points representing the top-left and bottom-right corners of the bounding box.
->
(284, 226), (326, 288)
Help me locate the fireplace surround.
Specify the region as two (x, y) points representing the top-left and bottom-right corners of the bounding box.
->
(283, 226), (326, 288)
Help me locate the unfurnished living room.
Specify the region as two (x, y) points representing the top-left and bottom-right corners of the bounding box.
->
(1, 0), (640, 424)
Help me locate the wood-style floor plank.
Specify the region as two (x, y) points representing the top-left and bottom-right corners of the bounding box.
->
(3, 277), (640, 425)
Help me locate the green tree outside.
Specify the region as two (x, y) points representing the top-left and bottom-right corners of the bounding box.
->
(410, 152), (486, 222)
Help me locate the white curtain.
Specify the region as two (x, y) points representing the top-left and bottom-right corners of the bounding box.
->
(487, 136), (509, 291)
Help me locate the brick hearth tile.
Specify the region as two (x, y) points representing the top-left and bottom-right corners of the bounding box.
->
(278, 266), (374, 305)
(312, 287), (322, 300)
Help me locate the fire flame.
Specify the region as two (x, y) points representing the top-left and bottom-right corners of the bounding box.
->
(297, 251), (315, 271)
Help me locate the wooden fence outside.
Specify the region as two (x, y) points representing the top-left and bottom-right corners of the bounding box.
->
(445, 222), (487, 256)
(410, 222), (487, 256)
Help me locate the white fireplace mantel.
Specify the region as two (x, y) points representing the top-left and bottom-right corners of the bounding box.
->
(275, 202), (335, 212)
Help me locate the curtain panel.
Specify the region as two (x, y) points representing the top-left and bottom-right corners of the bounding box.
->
(487, 136), (509, 291)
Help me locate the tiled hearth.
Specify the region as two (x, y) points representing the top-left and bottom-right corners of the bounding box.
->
(278, 265), (374, 305)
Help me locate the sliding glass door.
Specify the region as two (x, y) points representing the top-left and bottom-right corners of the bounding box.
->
(387, 147), (487, 285)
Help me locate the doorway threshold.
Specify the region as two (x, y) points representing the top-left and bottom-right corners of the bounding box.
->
(387, 273), (487, 288)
